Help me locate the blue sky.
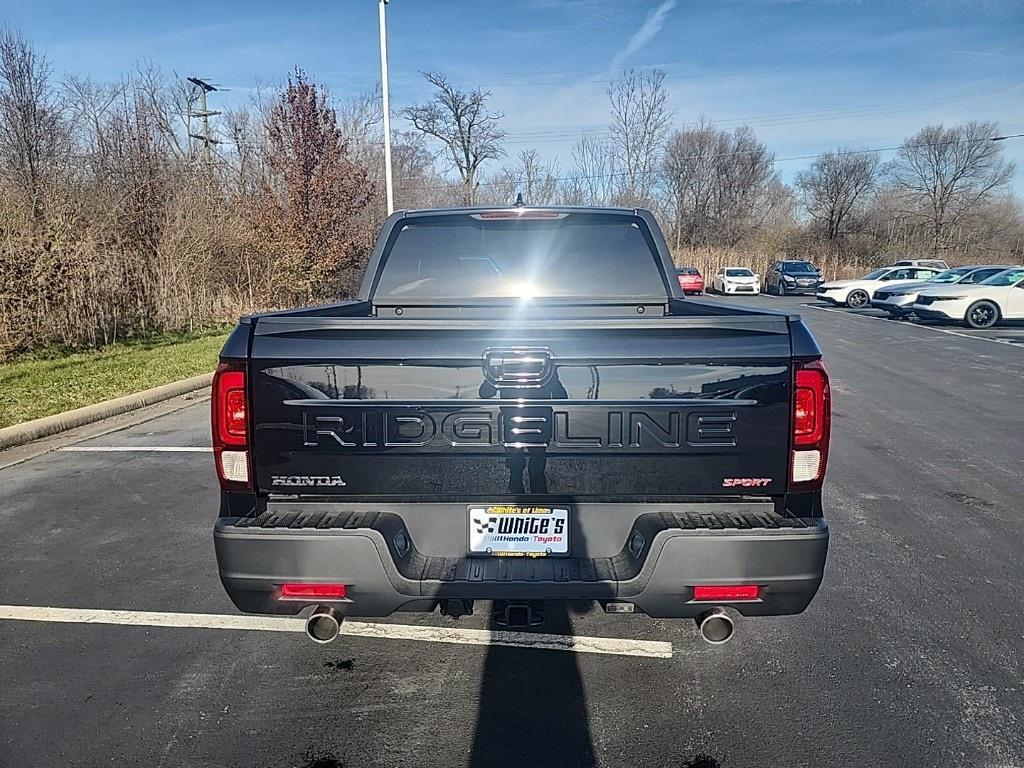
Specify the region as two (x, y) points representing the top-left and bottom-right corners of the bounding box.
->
(5, 0), (1024, 189)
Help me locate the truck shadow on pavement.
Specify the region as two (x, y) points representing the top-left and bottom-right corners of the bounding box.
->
(467, 602), (722, 768)
(469, 602), (596, 768)
(465, 489), (721, 768)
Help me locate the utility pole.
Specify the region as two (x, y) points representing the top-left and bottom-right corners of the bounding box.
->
(378, 0), (394, 215)
(187, 77), (221, 169)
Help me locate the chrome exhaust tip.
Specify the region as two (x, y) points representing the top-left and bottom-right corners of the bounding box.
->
(305, 605), (343, 644)
(696, 607), (735, 645)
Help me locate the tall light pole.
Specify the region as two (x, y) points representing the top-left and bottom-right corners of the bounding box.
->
(378, 0), (394, 215)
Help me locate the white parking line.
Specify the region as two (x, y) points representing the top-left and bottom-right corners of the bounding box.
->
(0, 604), (673, 659)
(802, 304), (1024, 348)
(59, 446), (212, 452)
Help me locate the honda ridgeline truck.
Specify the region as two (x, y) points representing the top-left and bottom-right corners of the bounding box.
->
(212, 206), (831, 645)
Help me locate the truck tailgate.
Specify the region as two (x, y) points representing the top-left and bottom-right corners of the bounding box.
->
(248, 318), (793, 499)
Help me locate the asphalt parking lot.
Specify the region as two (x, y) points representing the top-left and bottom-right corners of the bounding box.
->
(801, 293), (1024, 346)
(2, 294), (1023, 768)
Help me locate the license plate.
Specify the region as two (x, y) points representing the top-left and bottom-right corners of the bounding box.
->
(468, 505), (569, 557)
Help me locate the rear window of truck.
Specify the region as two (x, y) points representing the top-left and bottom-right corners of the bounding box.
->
(372, 212), (667, 300)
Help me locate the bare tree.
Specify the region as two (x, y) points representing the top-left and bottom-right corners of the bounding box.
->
(63, 74), (123, 198)
(889, 121), (1015, 254)
(487, 148), (559, 205)
(335, 87), (457, 212)
(145, 65), (196, 160)
(517, 149), (559, 204)
(337, 86), (383, 173)
(402, 71), (504, 204)
(390, 130), (451, 208)
(220, 105), (264, 197)
(661, 120), (779, 249)
(662, 121), (716, 249)
(607, 68), (671, 206)
(795, 149), (880, 248)
(566, 133), (618, 206)
(339, 87), (383, 143)
(0, 27), (65, 219)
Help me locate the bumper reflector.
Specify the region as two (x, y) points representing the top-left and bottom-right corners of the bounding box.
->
(693, 585), (761, 601)
(791, 449), (822, 483)
(218, 450), (249, 483)
(280, 583), (348, 600)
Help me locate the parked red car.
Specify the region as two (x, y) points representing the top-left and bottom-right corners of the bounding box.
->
(677, 267), (705, 295)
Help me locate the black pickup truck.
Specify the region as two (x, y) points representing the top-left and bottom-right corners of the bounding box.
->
(212, 206), (831, 645)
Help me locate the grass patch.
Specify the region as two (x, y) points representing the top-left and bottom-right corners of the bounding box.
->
(0, 327), (231, 428)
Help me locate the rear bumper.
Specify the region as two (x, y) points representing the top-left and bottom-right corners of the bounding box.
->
(214, 504), (829, 620)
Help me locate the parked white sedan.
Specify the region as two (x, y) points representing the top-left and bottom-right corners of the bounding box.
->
(711, 267), (760, 295)
(912, 267), (1024, 328)
(815, 266), (942, 308)
(871, 265), (1010, 317)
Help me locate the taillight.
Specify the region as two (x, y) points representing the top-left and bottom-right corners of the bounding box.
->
(212, 362), (251, 490)
(791, 359), (831, 490)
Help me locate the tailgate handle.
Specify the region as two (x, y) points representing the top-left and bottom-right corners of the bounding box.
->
(483, 348), (552, 386)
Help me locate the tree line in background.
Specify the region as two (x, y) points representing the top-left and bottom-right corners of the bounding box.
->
(1, 27), (1021, 358)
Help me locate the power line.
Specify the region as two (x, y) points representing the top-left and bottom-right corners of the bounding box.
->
(472, 54), (862, 81)
(444, 50), (970, 88)
(494, 82), (1024, 144)
(346, 81), (1021, 150)
(392, 132), (1024, 193)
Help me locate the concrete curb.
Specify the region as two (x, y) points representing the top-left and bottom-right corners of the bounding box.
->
(0, 373), (213, 451)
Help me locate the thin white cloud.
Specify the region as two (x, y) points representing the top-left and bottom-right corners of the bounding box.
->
(609, 0), (677, 73)
(947, 49), (1024, 61)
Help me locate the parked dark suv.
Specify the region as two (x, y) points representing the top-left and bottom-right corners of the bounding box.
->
(764, 260), (824, 295)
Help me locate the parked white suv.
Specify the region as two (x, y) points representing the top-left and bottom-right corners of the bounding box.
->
(912, 267), (1024, 328)
(816, 266), (942, 308)
(889, 259), (950, 270)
